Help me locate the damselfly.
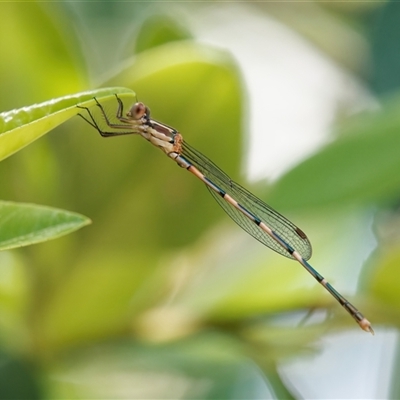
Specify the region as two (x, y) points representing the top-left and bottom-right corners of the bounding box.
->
(77, 95), (373, 334)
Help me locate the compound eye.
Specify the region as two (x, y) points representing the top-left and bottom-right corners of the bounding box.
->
(127, 102), (147, 120)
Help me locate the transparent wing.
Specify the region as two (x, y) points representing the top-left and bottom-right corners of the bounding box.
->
(182, 142), (312, 260)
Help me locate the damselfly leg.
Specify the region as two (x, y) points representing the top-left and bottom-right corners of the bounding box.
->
(77, 95), (137, 137)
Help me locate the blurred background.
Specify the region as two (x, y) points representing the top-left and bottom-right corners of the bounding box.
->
(0, 1), (399, 398)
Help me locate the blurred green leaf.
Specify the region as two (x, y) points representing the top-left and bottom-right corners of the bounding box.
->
(370, 1), (400, 95)
(0, 87), (135, 162)
(48, 334), (277, 400)
(0, 350), (42, 400)
(268, 96), (400, 211)
(134, 14), (192, 54)
(89, 41), (243, 250)
(37, 251), (157, 352)
(361, 238), (400, 333)
(261, 2), (370, 74)
(0, 2), (85, 108)
(368, 243), (400, 311)
(0, 201), (91, 251)
(0, 251), (31, 353)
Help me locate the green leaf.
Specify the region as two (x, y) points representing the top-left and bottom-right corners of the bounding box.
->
(134, 14), (192, 54)
(0, 350), (42, 400)
(364, 235), (400, 332)
(268, 95), (400, 211)
(98, 41), (242, 250)
(0, 87), (135, 162)
(0, 201), (91, 251)
(370, 1), (400, 95)
(368, 243), (400, 311)
(37, 251), (156, 351)
(0, 2), (85, 108)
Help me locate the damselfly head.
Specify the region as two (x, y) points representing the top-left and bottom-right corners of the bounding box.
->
(127, 102), (149, 120)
